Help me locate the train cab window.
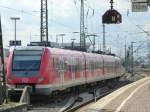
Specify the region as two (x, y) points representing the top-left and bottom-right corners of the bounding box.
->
(71, 57), (75, 72)
(12, 50), (43, 71)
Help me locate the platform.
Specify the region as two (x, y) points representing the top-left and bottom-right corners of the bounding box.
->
(79, 76), (150, 112)
(0, 103), (27, 112)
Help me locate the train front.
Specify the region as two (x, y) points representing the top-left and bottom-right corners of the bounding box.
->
(7, 47), (50, 94)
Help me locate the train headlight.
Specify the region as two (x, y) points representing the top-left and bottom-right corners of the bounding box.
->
(7, 77), (12, 83)
(38, 77), (44, 83)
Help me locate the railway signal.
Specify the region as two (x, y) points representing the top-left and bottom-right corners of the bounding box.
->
(102, 0), (122, 24)
(102, 9), (122, 24)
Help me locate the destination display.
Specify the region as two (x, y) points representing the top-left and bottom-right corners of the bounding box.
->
(131, 0), (149, 12)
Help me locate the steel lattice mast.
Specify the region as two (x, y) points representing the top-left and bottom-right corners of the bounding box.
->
(41, 0), (48, 42)
(0, 17), (7, 103)
(80, 0), (86, 51)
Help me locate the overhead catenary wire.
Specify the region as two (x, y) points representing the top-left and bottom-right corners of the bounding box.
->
(0, 5), (37, 15)
(127, 15), (150, 41)
(0, 4), (75, 31)
(73, 0), (80, 16)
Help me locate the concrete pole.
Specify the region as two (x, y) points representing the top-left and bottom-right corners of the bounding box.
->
(92, 35), (96, 52)
(71, 38), (76, 49)
(131, 41), (136, 76)
(125, 37), (127, 71)
(103, 24), (106, 53)
(59, 34), (65, 48)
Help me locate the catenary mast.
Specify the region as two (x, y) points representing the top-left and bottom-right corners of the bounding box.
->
(41, 0), (48, 42)
(80, 0), (86, 51)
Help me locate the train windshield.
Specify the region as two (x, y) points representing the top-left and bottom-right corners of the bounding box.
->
(12, 50), (43, 71)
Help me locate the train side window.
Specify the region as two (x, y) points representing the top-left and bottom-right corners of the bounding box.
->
(76, 58), (79, 72)
(70, 57), (74, 73)
(96, 59), (98, 69)
(72, 57), (77, 73)
(95, 59), (97, 69)
(74, 58), (77, 73)
(59, 56), (65, 70)
(89, 59), (91, 71)
(53, 57), (58, 70)
(90, 58), (94, 72)
(92, 61), (94, 71)
(68, 57), (71, 72)
(52, 57), (55, 68)
(98, 59), (100, 68)
(64, 58), (67, 71)
(55, 57), (59, 70)
(86, 59), (90, 70)
(80, 58), (83, 71)
(79, 58), (83, 71)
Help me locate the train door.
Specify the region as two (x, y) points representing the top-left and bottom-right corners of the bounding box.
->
(79, 57), (84, 81)
(82, 53), (86, 83)
(59, 56), (65, 88)
(71, 57), (75, 81)
(101, 55), (105, 76)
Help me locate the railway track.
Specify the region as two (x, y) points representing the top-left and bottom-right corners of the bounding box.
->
(63, 90), (113, 112)
(28, 79), (131, 112)
(28, 92), (74, 112)
(61, 88), (119, 112)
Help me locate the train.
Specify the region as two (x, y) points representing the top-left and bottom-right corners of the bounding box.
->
(6, 46), (124, 95)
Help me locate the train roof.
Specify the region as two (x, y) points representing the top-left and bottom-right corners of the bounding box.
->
(11, 46), (120, 60)
(48, 47), (84, 56)
(48, 47), (119, 58)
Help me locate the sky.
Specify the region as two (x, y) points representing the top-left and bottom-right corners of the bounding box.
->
(0, 0), (150, 57)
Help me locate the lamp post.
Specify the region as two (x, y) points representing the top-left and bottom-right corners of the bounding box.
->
(10, 17), (20, 47)
(131, 41), (136, 76)
(71, 38), (76, 49)
(59, 34), (65, 48)
(103, 24), (106, 53)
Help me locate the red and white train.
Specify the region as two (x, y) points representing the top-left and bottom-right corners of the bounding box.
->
(7, 46), (124, 95)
